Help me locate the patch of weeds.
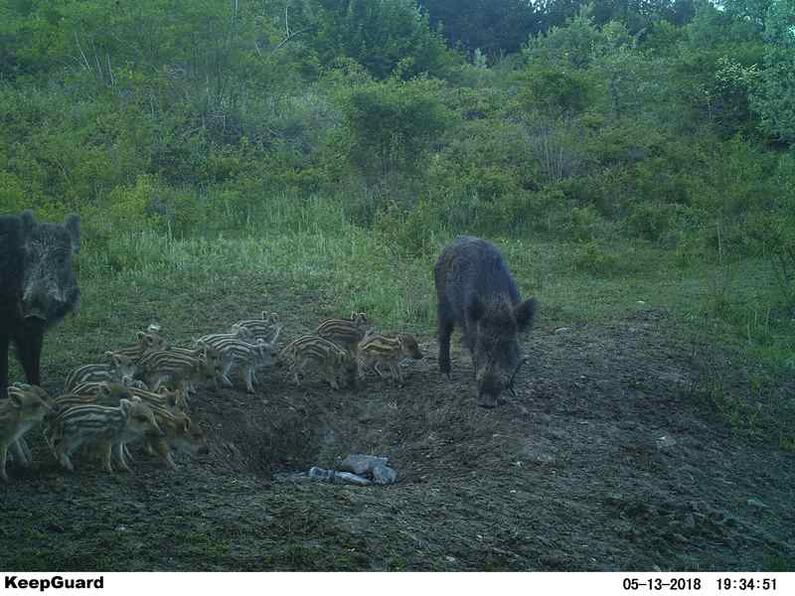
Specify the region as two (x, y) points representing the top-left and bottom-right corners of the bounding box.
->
(571, 241), (621, 275)
(687, 351), (795, 449)
(763, 551), (795, 572)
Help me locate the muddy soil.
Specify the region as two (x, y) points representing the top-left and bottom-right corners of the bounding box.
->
(1, 308), (793, 571)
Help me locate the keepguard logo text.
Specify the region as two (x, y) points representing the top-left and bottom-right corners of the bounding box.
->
(4, 576), (104, 591)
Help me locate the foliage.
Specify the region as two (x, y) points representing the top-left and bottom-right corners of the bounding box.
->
(336, 77), (452, 191)
(420, 0), (544, 57)
(750, 0), (795, 142)
(313, 0), (456, 78)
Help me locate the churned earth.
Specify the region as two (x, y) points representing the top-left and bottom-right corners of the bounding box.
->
(1, 303), (793, 571)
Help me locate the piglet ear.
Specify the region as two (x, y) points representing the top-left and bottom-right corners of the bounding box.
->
(64, 214), (80, 254)
(514, 297), (537, 332)
(467, 297), (484, 322)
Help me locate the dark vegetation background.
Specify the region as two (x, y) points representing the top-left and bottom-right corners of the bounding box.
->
(0, 0), (794, 570)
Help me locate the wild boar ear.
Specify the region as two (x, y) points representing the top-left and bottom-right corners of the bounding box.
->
(64, 214), (80, 254)
(119, 399), (132, 415)
(20, 210), (36, 234)
(9, 392), (23, 408)
(514, 297), (537, 332)
(467, 297), (484, 322)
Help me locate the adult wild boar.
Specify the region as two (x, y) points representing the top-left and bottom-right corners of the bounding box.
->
(434, 236), (536, 407)
(0, 211), (80, 394)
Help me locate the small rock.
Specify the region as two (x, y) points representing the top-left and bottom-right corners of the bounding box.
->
(746, 497), (769, 509)
(335, 471), (372, 486)
(308, 466), (372, 486)
(672, 533), (688, 543)
(372, 464), (398, 485)
(655, 435), (677, 450)
(340, 454), (389, 476)
(533, 454), (556, 465)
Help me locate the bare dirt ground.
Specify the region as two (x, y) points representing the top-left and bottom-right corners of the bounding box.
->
(1, 307), (793, 571)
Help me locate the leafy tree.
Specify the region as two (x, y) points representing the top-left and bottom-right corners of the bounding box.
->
(525, 8), (632, 69)
(419, 0), (544, 57)
(312, 0), (454, 78)
(664, 1), (766, 136)
(750, 0), (795, 143)
(337, 77), (452, 182)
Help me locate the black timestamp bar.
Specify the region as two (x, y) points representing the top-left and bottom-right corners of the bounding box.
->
(717, 578), (777, 591)
(623, 577), (703, 591)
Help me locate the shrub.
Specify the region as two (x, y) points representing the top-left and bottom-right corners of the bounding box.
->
(337, 77), (452, 187)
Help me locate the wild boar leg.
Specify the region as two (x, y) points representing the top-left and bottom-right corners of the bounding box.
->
(14, 320), (44, 386)
(0, 445), (8, 481)
(0, 329), (9, 395)
(437, 316), (453, 378)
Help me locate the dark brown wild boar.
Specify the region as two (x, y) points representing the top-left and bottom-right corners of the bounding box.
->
(434, 236), (536, 407)
(0, 211), (80, 395)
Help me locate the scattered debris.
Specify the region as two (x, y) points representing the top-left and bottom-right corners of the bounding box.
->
(372, 463), (398, 485)
(305, 454), (399, 486)
(340, 454), (388, 475)
(655, 435), (677, 450)
(308, 466), (371, 486)
(746, 497), (769, 509)
(341, 453), (398, 485)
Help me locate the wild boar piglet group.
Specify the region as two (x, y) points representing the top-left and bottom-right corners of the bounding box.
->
(1, 323), (216, 480)
(279, 312), (424, 389)
(1, 295), (443, 482)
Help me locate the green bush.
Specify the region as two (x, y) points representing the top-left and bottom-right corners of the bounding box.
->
(521, 66), (599, 116)
(336, 77), (452, 188)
